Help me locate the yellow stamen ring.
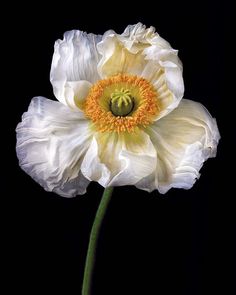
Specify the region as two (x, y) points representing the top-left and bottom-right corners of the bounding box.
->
(84, 74), (161, 133)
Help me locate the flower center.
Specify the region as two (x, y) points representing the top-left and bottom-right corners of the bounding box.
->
(110, 88), (134, 116)
(84, 74), (161, 133)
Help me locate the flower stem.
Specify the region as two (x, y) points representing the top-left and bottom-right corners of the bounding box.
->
(82, 187), (114, 295)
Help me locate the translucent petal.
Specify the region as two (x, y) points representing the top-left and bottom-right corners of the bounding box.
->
(50, 30), (101, 108)
(136, 99), (220, 193)
(16, 97), (93, 197)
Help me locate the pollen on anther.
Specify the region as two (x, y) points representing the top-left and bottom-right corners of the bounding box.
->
(84, 74), (161, 133)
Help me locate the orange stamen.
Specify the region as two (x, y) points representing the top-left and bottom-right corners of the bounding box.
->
(84, 74), (161, 133)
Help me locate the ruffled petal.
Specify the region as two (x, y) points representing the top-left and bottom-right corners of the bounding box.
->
(62, 80), (92, 109)
(136, 99), (220, 193)
(97, 23), (156, 78)
(81, 130), (157, 187)
(141, 48), (184, 120)
(50, 30), (102, 109)
(97, 32), (147, 78)
(16, 97), (93, 197)
(97, 23), (184, 119)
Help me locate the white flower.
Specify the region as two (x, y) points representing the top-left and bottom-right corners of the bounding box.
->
(16, 23), (220, 197)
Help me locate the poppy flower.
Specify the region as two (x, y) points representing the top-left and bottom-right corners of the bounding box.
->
(16, 23), (220, 197)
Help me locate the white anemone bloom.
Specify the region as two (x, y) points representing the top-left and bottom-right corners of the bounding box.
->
(16, 23), (220, 197)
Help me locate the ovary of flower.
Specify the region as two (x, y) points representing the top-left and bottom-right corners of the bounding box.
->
(16, 23), (220, 197)
(111, 88), (132, 107)
(110, 88), (134, 117)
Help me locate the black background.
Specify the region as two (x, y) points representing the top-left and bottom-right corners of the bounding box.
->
(6, 1), (234, 294)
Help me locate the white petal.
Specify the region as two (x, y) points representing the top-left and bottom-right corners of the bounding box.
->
(81, 131), (157, 187)
(81, 137), (111, 186)
(120, 23), (159, 52)
(16, 97), (93, 197)
(97, 23), (184, 119)
(97, 23), (159, 78)
(97, 34), (147, 78)
(50, 30), (102, 108)
(63, 80), (92, 109)
(136, 99), (220, 193)
(142, 47), (184, 120)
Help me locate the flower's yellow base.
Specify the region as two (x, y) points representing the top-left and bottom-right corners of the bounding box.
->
(84, 74), (161, 133)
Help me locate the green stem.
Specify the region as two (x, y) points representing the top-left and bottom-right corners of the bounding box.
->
(82, 187), (114, 295)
